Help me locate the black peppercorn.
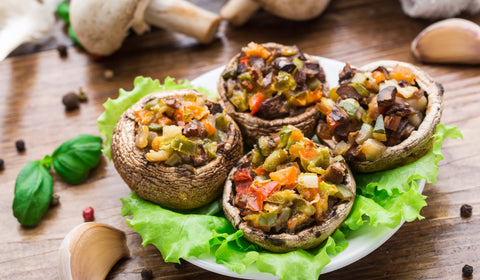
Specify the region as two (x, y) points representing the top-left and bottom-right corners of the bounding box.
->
(15, 140), (25, 152)
(0, 158), (4, 171)
(462, 264), (473, 277)
(174, 259), (187, 270)
(141, 268), (153, 280)
(57, 44), (68, 58)
(62, 92), (80, 111)
(460, 204), (473, 218)
(50, 193), (60, 207)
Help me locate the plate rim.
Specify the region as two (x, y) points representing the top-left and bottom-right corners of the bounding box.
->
(188, 57), (426, 279)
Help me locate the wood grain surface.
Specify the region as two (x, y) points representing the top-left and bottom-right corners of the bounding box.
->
(1, 0), (479, 279)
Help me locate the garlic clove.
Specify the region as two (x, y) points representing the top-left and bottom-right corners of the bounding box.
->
(58, 222), (130, 280)
(411, 18), (480, 64)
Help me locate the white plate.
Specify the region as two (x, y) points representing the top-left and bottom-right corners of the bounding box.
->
(190, 58), (426, 279)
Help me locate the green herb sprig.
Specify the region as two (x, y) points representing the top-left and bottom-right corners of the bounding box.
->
(12, 134), (103, 226)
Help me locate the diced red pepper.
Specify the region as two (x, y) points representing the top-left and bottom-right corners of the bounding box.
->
(246, 181), (280, 211)
(240, 56), (250, 66)
(249, 92), (265, 115)
(233, 169), (253, 209)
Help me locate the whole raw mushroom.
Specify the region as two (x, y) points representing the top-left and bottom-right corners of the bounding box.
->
(69, 0), (221, 56)
(221, 0), (331, 26)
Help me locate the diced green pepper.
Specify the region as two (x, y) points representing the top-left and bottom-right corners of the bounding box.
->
(293, 57), (304, 69)
(204, 141), (217, 160)
(259, 212), (277, 227)
(306, 78), (321, 91)
(144, 98), (159, 111)
(338, 98), (360, 118)
(237, 72), (252, 81)
(274, 71), (297, 92)
(335, 184), (353, 200)
(293, 198), (316, 216)
(263, 149), (288, 172)
(318, 181), (338, 196)
(278, 126), (293, 148)
(251, 146), (265, 167)
(229, 89), (248, 112)
(349, 82), (370, 97)
(171, 135), (198, 155)
(165, 152), (182, 166)
(215, 113), (229, 131)
(148, 124), (163, 131)
(257, 136), (274, 157)
(222, 69), (237, 80)
(373, 115), (386, 141)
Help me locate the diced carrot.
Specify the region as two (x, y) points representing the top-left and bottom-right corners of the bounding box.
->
(244, 42), (271, 59)
(269, 166), (298, 185)
(134, 109), (154, 125)
(202, 118), (217, 136)
(173, 109), (184, 124)
(299, 147), (321, 161)
(249, 92), (265, 115)
(306, 88), (323, 104)
(326, 110), (341, 132)
(290, 129), (304, 142)
(371, 70), (386, 84)
(389, 65), (415, 84)
(253, 166), (268, 176)
(155, 114), (173, 126)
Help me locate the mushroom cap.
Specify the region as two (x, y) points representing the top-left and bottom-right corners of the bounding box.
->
(255, 0), (331, 21)
(223, 149), (356, 253)
(217, 42), (326, 147)
(70, 0), (150, 56)
(111, 89), (243, 209)
(317, 60), (443, 173)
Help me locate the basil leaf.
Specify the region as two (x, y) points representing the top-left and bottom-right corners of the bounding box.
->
(12, 161), (53, 226)
(52, 134), (103, 184)
(56, 1), (70, 24)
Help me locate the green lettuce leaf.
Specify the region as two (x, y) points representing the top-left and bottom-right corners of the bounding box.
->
(104, 77), (462, 280)
(97, 76), (213, 160)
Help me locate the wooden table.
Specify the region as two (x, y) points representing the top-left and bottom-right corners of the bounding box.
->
(1, 0), (479, 279)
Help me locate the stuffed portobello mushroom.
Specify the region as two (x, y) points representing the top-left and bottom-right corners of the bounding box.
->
(111, 89), (243, 209)
(218, 42), (328, 146)
(316, 60), (443, 173)
(223, 126), (355, 252)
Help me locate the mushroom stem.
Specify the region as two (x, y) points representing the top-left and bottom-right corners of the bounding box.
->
(220, 0), (260, 26)
(144, 0), (221, 44)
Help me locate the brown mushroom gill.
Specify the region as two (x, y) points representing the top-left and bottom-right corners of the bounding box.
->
(316, 60), (443, 173)
(111, 89), (243, 209)
(217, 42), (328, 146)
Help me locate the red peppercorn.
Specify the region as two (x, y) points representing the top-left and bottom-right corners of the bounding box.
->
(82, 206), (95, 222)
